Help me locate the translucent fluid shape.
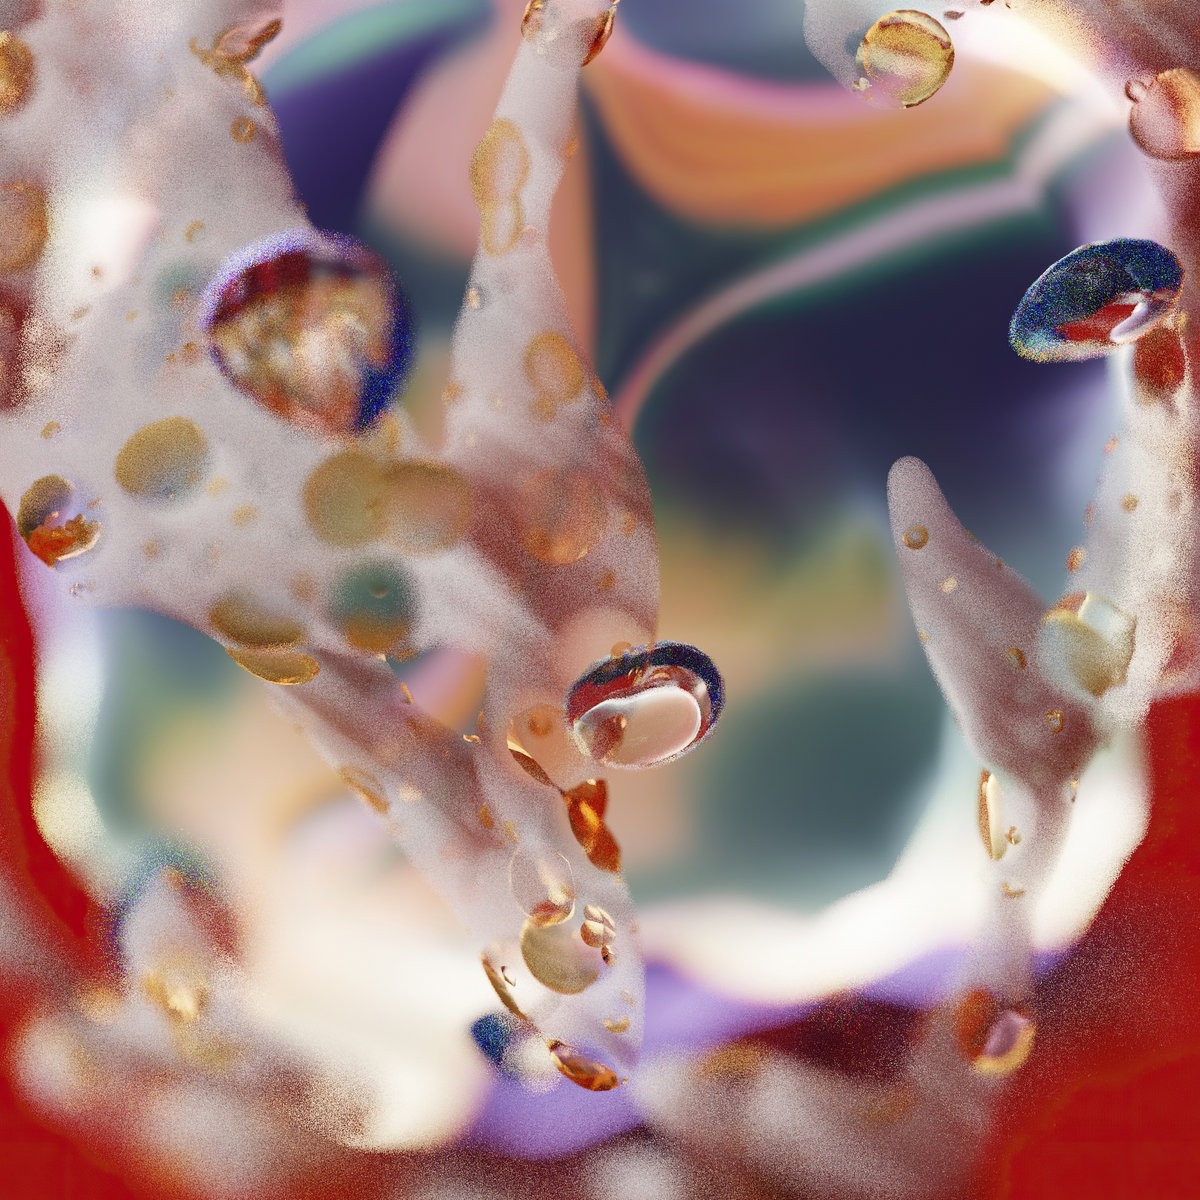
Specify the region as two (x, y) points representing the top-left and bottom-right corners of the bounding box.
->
(854, 10), (954, 109)
(16, 474), (100, 566)
(1010, 239), (1183, 363)
(1128, 68), (1200, 161)
(199, 229), (415, 435)
(566, 641), (724, 768)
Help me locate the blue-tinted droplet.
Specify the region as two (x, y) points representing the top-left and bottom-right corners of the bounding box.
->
(565, 641), (724, 768)
(1010, 238), (1183, 362)
(330, 561), (416, 654)
(199, 228), (415, 434)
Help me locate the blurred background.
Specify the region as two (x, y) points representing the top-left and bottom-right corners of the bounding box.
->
(7, 0), (1181, 1192)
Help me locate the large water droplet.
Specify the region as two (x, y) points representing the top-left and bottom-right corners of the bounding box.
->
(114, 417), (209, 499)
(977, 770), (1007, 862)
(226, 646), (320, 685)
(854, 10), (954, 109)
(509, 847), (575, 927)
(519, 918), (600, 994)
(481, 952), (527, 1020)
(1041, 592), (1136, 698)
(1010, 239), (1183, 363)
(521, 1), (616, 69)
(566, 641), (724, 768)
(16, 475), (101, 566)
(200, 229), (414, 435)
(954, 990), (1035, 1076)
(382, 460), (472, 555)
(519, 468), (607, 565)
(208, 594), (303, 648)
(1128, 68), (1200, 161)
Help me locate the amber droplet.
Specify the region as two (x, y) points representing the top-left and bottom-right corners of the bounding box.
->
(226, 646), (320, 685)
(522, 1), (617, 68)
(1005, 646), (1027, 670)
(519, 468), (607, 564)
(482, 953), (527, 1020)
(384, 460), (473, 554)
(230, 116), (257, 143)
(547, 1040), (620, 1091)
(506, 724), (557, 788)
(603, 1016), (630, 1034)
(953, 989), (1035, 1075)
(115, 417), (208, 499)
(520, 919), (600, 994)
(902, 524), (929, 550)
(340, 766), (388, 813)
(977, 770), (1007, 861)
(213, 18), (283, 64)
(141, 960), (209, 1025)
(303, 451), (389, 546)
(580, 904), (616, 952)
(470, 118), (530, 206)
(525, 331), (585, 408)
(509, 847), (575, 927)
(1066, 546), (1087, 573)
(1042, 592), (1136, 698)
(16, 475), (101, 567)
(855, 10), (955, 109)
(1134, 322), (1187, 402)
(1121, 494), (1139, 512)
(209, 595), (303, 648)
(566, 641), (723, 768)
(1128, 67), (1200, 161)
(0, 181), (48, 273)
(0, 33), (34, 115)
(1044, 709), (1065, 734)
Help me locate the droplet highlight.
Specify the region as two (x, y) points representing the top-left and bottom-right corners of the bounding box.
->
(16, 475), (100, 567)
(519, 918), (600, 994)
(200, 229), (414, 435)
(854, 10), (955, 109)
(509, 847), (576, 928)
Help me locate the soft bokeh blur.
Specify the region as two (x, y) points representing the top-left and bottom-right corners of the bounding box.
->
(12, 0), (1177, 1189)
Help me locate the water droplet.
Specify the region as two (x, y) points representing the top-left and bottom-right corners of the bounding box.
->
(854, 10), (955, 109)
(201, 230), (414, 435)
(564, 781), (621, 873)
(525, 331), (585, 416)
(953, 990), (1035, 1075)
(1010, 239), (1183, 362)
(382, 460), (472, 555)
(1121, 494), (1139, 512)
(1066, 546), (1087, 573)
(546, 1040), (620, 1091)
(977, 769), (1007, 861)
(520, 918), (600, 994)
(566, 641), (724, 768)
(211, 17), (282, 64)
(470, 118), (530, 206)
(1128, 68), (1200, 161)
(580, 904), (616, 952)
(330, 561), (415, 654)
(521, 1), (617, 69)
(339, 766), (388, 813)
(208, 594), (303, 648)
(482, 953), (527, 1020)
(0, 33), (34, 115)
(1044, 709), (1065, 734)
(509, 847), (575, 927)
(303, 450), (389, 546)
(604, 1016), (630, 1033)
(114, 416), (208, 500)
(1005, 646), (1027, 670)
(16, 475), (101, 567)
(1042, 592), (1136, 698)
(940, 575), (958, 594)
(0, 181), (48, 273)
(506, 723), (557, 787)
(230, 116), (257, 143)
(519, 468), (607, 565)
(903, 524), (929, 550)
(226, 646), (320, 685)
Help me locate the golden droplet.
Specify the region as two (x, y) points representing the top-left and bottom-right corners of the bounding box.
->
(141, 961), (208, 1025)
(582, 4), (617, 65)
(226, 646), (320, 685)
(580, 903), (616, 951)
(0, 33), (34, 115)
(855, 9), (955, 109)
(40, 421), (60, 439)
(902, 524), (929, 550)
(519, 919), (600, 994)
(479, 803), (496, 831)
(1006, 825), (1021, 846)
(547, 1040), (620, 1091)
(1001, 881), (1025, 899)
(952, 989), (1036, 1075)
(209, 595), (303, 648)
(212, 18), (283, 64)
(1044, 709), (1065, 734)
(482, 954), (527, 1020)
(184, 220), (206, 244)
(1005, 646), (1027, 670)
(383, 460), (473, 554)
(0, 181), (48, 273)
(1129, 67), (1200, 161)
(230, 116), (257, 143)
(1042, 592), (1136, 698)
(480, 198), (524, 256)
(940, 576), (958, 594)
(470, 118), (530, 207)
(303, 450), (390, 546)
(114, 417), (209, 499)
(525, 331), (585, 408)
(16, 475), (101, 567)
(340, 766), (387, 814)
(1121, 494), (1139, 512)
(1066, 546), (1087, 573)
(977, 769), (1007, 861)
(519, 468), (607, 564)
(603, 1016), (630, 1034)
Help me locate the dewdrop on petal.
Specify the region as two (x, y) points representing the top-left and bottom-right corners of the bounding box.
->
(1041, 592), (1137, 699)
(854, 10), (955, 108)
(1128, 68), (1200, 161)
